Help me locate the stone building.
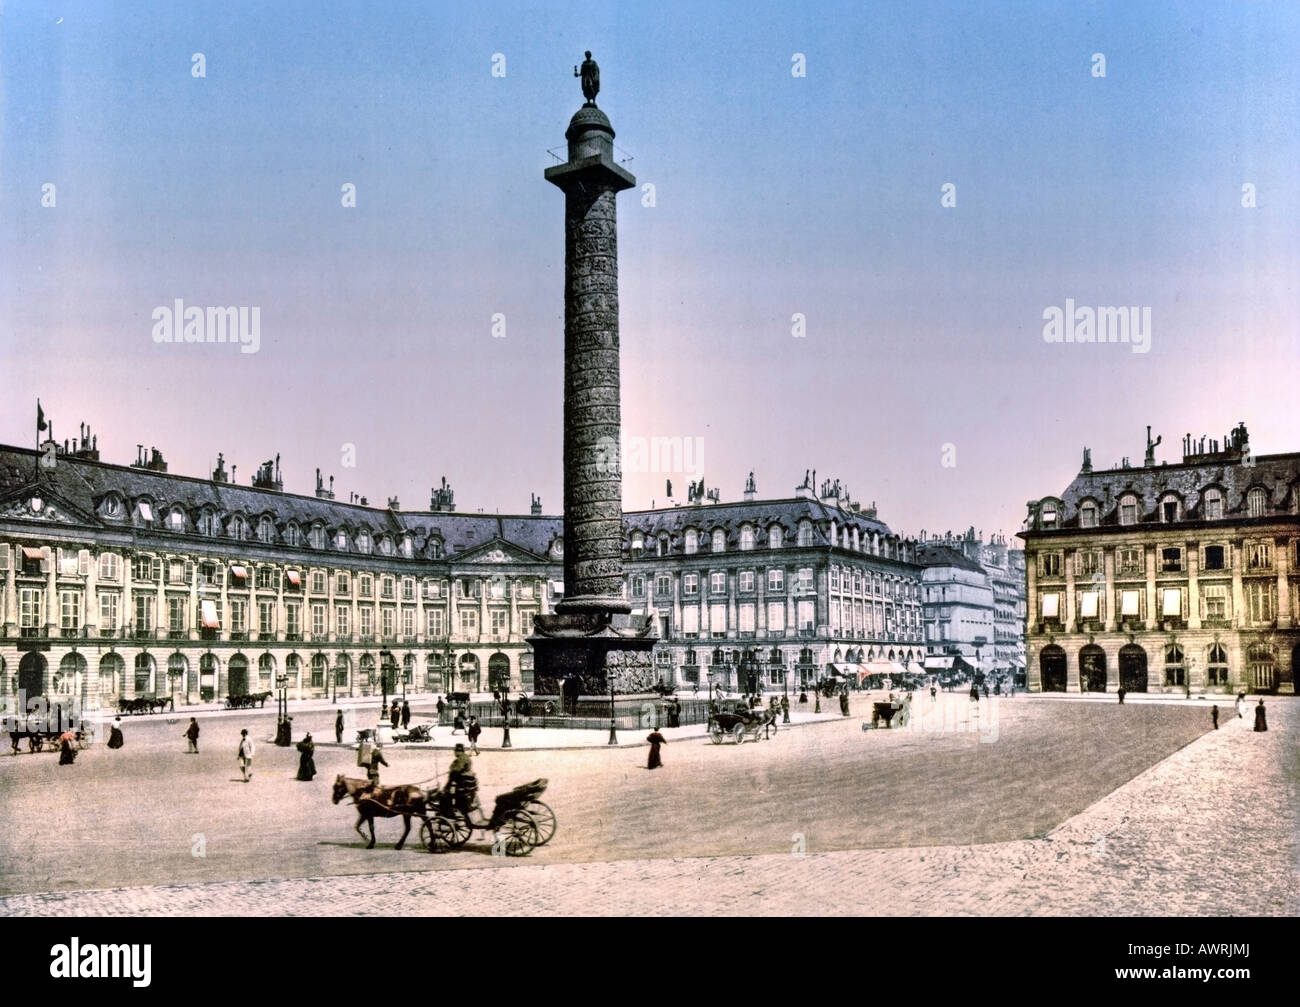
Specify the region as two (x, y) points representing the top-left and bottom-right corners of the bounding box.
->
(0, 437), (924, 706)
(1019, 424), (1299, 695)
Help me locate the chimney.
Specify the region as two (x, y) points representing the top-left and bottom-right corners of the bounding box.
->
(530, 493), (542, 516)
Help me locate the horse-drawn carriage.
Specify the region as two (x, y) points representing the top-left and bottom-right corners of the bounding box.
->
(331, 773), (555, 857)
(117, 695), (174, 715)
(708, 699), (777, 744)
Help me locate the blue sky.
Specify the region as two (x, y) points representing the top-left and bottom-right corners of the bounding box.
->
(2, 0), (1297, 541)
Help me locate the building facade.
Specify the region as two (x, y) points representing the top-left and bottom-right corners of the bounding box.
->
(1020, 424), (1299, 695)
(0, 440), (925, 707)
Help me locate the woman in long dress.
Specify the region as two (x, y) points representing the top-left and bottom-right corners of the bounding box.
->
(107, 718), (125, 749)
(646, 729), (666, 769)
(1253, 699), (1268, 733)
(58, 732), (77, 765)
(296, 733), (317, 780)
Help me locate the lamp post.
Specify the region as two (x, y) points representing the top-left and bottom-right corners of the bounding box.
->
(330, 655), (336, 704)
(379, 648), (393, 717)
(607, 682), (618, 745)
(274, 673), (291, 746)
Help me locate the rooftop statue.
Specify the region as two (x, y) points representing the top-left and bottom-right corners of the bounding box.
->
(574, 51), (599, 104)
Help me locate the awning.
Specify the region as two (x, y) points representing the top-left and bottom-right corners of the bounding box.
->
(22, 547), (43, 560)
(923, 656), (954, 670)
(230, 565), (248, 581)
(138, 503), (153, 521)
(200, 600), (220, 629)
(285, 570), (302, 586)
(550, 580), (565, 595)
(889, 661), (910, 677)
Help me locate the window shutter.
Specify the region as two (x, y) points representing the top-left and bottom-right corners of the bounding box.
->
(78, 549), (91, 576)
(185, 561), (195, 584)
(41, 547), (52, 573)
(0, 543), (9, 570)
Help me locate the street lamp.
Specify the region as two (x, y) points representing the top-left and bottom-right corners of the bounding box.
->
(274, 673), (291, 746)
(607, 682), (618, 745)
(379, 648), (393, 716)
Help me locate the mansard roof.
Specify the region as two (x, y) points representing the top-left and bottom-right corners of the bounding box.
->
(915, 543), (987, 575)
(623, 496), (895, 547)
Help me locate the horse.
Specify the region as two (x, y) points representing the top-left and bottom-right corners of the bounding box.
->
(331, 775), (428, 850)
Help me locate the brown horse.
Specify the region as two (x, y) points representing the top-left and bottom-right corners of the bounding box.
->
(331, 775), (428, 850)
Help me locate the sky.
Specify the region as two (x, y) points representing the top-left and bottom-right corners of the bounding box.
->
(2, 0), (1297, 544)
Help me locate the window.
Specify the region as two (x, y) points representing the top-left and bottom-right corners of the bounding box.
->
(357, 531), (372, 554)
(359, 607), (373, 638)
(401, 535), (413, 558)
(1161, 588), (1182, 618)
(381, 576), (395, 600)
(1040, 553), (1062, 577)
(199, 510), (219, 536)
(1119, 495), (1139, 526)
(769, 526), (783, 549)
(1080, 502), (1097, 528)
(259, 600), (275, 636)
(309, 524), (325, 550)
(423, 579), (442, 600)
(1076, 551), (1102, 578)
(1161, 547), (1182, 573)
(1203, 545), (1225, 571)
(1246, 541), (1272, 570)
(684, 529), (698, 555)
(738, 570), (755, 593)
(1207, 643), (1229, 686)
(99, 593), (119, 632)
(335, 606), (350, 637)
(60, 591), (81, 632)
(1079, 591), (1100, 620)
(1164, 643), (1185, 686)
(167, 596), (186, 634)
(655, 574), (671, 597)
(256, 566), (276, 591)
(767, 602), (785, 633)
(133, 554), (161, 582)
(797, 520), (813, 547)
(98, 553), (122, 581)
(711, 529), (726, 553)
(740, 526), (754, 551)
(137, 501), (154, 523)
(167, 508), (185, 531)
(359, 574), (373, 598)
(336, 572), (351, 595)
(19, 587), (43, 631)
(310, 570), (326, 594)
(738, 603), (755, 635)
(427, 608), (445, 637)
(378, 536), (393, 557)
(286, 602), (302, 637)
(459, 609), (478, 636)
(796, 600), (815, 632)
(829, 568), (840, 591)
(1202, 489), (1223, 520)
(311, 654), (327, 688)
(682, 606), (700, 637)
(631, 575), (645, 597)
(489, 579), (505, 600)
(1117, 548), (1143, 576)
(257, 516), (275, 544)
(710, 572), (727, 595)
(768, 569), (784, 592)
(402, 577), (415, 601)
(1161, 497), (1180, 523)
(1040, 593), (1060, 620)
(229, 599), (247, 635)
(490, 609), (508, 638)
(709, 603), (727, 638)
(1246, 581), (1275, 623)
(284, 523), (302, 547)
(1246, 487), (1267, 518)
(796, 568), (813, 594)
(427, 538), (444, 559)
(1202, 584), (1228, 620)
(656, 535), (668, 557)
(1040, 501), (1058, 528)
(1119, 589), (1141, 619)
(682, 574), (699, 596)
(335, 530), (348, 550)
(134, 595), (155, 633)
(630, 533), (644, 557)
(401, 608), (415, 637)
(311, 604), (326, 636)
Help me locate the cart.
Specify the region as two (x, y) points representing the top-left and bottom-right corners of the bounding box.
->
(421, 777), (555, 856)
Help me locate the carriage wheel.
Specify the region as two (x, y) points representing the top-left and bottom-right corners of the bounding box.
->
(501, 810), (539, 857)
(447, 809), (473, 848)
(732, 723), (746, 744)
(524, 801), (556, 846)
(422, 816), (458, 854)
(709, 724), (724, 744)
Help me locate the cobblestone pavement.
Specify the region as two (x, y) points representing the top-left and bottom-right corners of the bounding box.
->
(2, 697), (1294, 915)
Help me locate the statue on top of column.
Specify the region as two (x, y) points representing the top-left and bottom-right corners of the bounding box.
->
(575, 51), (600, 104)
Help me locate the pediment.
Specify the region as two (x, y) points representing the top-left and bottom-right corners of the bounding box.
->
(455, 537), (547, 565)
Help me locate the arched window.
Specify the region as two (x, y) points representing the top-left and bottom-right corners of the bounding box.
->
(229, 515), (247, 540)
(739, 525), (754, 551)
(427, 537), (444, 560)
(1040, 500), (1059, 529)
(168, 507), (186, 531)
(401, 535), (413, 558)
(1163, 643), (1185, 686)
(711, 528), (726, 553)
(335, 529), (349, 550)
(378, 535), (393, 557)
(356, 530), (371, 554)
(797, 520), (813, 547)
(1206, 644), (1229, 687)
(631, 533), (644, 557)
(1079, 502), (1098, 528)
(684, 529), (698, 555)
(1160, 495), (1181, 523)
(310, 654), (328, 687)
(657, 534), (668, 556)
(199, 509), (219, 536)
(1118, 494), (1139, 526)
(257, 516), (275, 544)
(284, 522), (302, 547)
(309, 524), (325, 550)
(769, 525), (783, 549)
(1246, 487), (1267, 518)
(1202, 488), (1223, 520)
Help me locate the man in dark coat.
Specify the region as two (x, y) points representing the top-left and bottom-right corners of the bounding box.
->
(389, 701), (400, 729)
(646, 728), (666, 769)
(1254, 698), (1268, 732)
(400, 700), (411, 729)
(1211, 704), (1219, 730)
(185, 717), (200, 753)
(335, 709), (344, 744)
(296, 733), (316, 781)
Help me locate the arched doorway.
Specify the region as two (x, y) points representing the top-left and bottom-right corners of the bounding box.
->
(334, 654), (352, 695)
(167, 654), (188, 702)
(134, 654), (156, 696)
(100, 654), (123, 699)
(1040, 645), (1067, 692)
(1206, 643), (1230, 690)
(1079, 645), (1107, 692)
(359, 654), (376, 695)
(18, 652), (46, 700)
(199, 654), (219, 702)
(1248, 644), (1276, 694)
(488, 653), (510, 693)
(425, 653), (445, 694)
(227, 654), (249, 697)
(1163, 644), (1185, 688)
(458, 653), (480, 691)
(258, 654), (276, 692)
(1119, 644), (1148, 692)
(519, 652), (534, 692)
(55, 653), (86, 697)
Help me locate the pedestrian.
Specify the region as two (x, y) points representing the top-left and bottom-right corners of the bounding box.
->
(1117, 687), (1126, 705)
(389, 701), (400, 730)
(467, 715), (481, 755)
(452, 710), (465, 735)
(1235, 693), (1245, 719)
(335, 709), (344, 744)
(236, 728), (254, 782)
(839, 690), (850, 717)
(969, 683), (980, 703)
(1254, 698), (1268, 733)
(58, 731), (77, 765)
(107, 717), (125, 749)
(366, 743), (388, 791)
(780, 695), (789, 722)
(692, 681), (699, 697)
(296, 732), (317, 781)
(436, 696), (447, 720)
(1211, 704), (1219, 730)
(401, 699), (411, 729)
(930, 684), (937, 704)
(184, 717), (200, 753)
(646, 727), (666, 769)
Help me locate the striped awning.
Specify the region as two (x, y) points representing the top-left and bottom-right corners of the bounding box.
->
(200, 600), (220, 630)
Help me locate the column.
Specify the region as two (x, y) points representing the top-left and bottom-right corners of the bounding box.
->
(1025, 558), (1038, 635)
(1230, 540), (1245, 631)
(1064, 549), (1076, 634)
(1144, 546), (1157, 631)
(85, 552), (99, 636)
(1187, 541), (1200, 629)
(45, 548), (57, 636)
(1102, 548), (1115, 631)
(1276, 537), (1291, 629)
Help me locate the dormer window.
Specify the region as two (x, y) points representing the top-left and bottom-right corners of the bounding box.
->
(711, 529), (726, 553)
(102, 494), (123, 518)
(1246, 487), (1267, 518)
(228, 515), (247, 541)
(657, 534), (668, 556)
(631, 533), (644, 557)
(199, 510), (219, 536)
(137, 501), (154, 523)
(739, 525), (754, 551)
(797, 520), (813, 547)
(428, 538), (444, 560)
(1118, 494), (1139, 527)
(167, 507), (185, 531)
(1040, 501), (1058, 529)
(684, 529), (698, 555)
(257, 516), (275, 544)
(1079, 502), (1097, 529)
(1160, 495), (1181, 523)
(1202, 488), (1223, 520)
(401, 535), (413, 559)
(769, 525), (783, 549)
(378, 536), (393, 557)
(357, 531), (372, 554)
